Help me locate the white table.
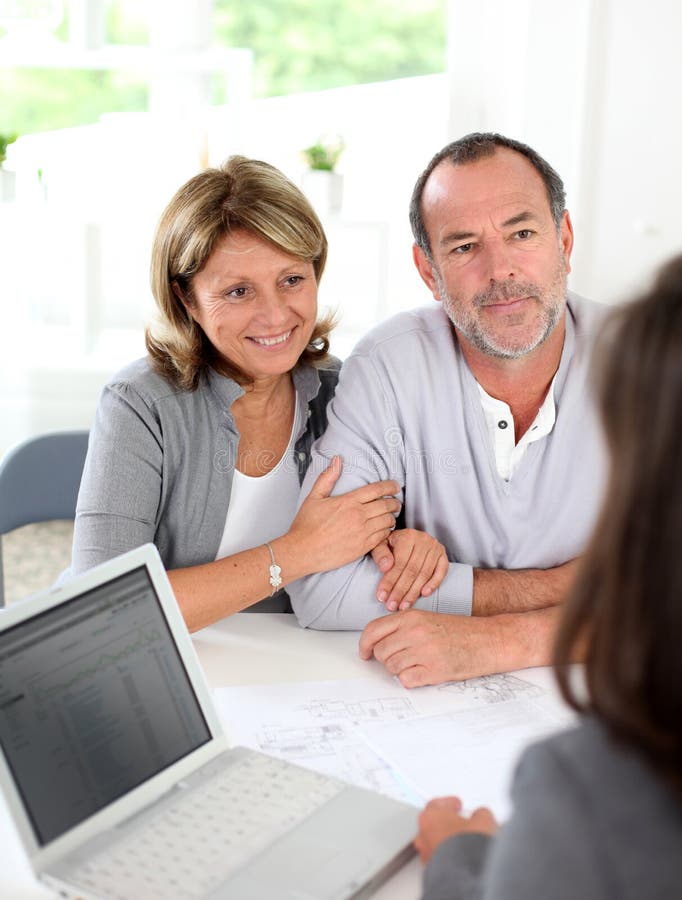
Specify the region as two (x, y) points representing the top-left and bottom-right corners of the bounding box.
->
(0, 614), (423, 899)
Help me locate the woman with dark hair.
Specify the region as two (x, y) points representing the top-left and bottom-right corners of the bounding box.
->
(415, 255), (682, 899)
(70, 157), (447, 628)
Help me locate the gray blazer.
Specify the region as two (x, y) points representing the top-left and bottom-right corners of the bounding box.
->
(71, 358), (339, 611)
(423, 717), (682, 899)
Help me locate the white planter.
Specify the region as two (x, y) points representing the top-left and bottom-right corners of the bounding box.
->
(0, 169), (16, 203)
(301, 170), (343, 217)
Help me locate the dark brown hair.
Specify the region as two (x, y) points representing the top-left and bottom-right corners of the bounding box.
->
(555, 254), (682, 792)
(146, 156), (334, 391)
(409, 132), (566, 258)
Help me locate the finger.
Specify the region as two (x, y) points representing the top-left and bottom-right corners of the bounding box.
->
(358, 614), (402, 660)
(375, 540), (416, 604)
(360, 498), (401, 529)
(398, 665), (436, 688)
(396, 547), (442, 610)
(363, 496), (402, 518)
(385, 548), (430, 611)
(375, 555), (408, 604)
(379, 645), (419, 676)
(419, 552), (449, 598)
(427, 796), (463, 813)
(307, 455), (342, 499)
(347, 480), (401, 504)
(364, 515), (402, 550)
(370, 541), (394, 574)
(413, 834), (427, 863)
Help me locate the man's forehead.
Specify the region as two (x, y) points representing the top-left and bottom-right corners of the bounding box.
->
(422, 151), (552, 230)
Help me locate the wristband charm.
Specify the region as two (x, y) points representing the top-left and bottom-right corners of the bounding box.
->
(266, 542), (282, 594)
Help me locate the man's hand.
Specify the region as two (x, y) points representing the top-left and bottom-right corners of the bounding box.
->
(358, 607), (558, 687)
(414, 797), (498, 863)
(369, 529), (449, 612)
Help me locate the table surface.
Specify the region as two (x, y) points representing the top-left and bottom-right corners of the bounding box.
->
(2, 613), (429, 898)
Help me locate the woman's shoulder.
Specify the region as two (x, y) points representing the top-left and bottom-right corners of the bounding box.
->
(518, 718), (627, 787)
(104, 357), (190, 406)
(517, 717), (680, 829)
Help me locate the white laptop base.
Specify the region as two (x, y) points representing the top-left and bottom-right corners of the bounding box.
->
(0, 545), (416, 900)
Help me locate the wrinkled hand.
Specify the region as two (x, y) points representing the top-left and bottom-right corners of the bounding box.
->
(358, 609), (503, 687)
(370, 529), (448, 611)
(288, 456), (400, 574)
(415, 797), (498, 863)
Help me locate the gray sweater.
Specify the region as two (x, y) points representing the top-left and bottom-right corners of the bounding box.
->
(71, 359), (339, 611)
(289, 294), (608, 628)
(423, 718), (682, 900)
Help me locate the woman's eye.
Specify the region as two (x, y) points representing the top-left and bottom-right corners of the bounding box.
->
(227, 287), (248, 300)
(284, 275), (304, 286)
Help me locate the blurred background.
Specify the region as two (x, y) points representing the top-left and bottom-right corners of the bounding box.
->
(1, 0), (681, 457)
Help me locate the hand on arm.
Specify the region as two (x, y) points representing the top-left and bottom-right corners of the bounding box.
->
(369, 529), (449, 611)
(415, 797), (498, 864)
(170, 456), (400, 632)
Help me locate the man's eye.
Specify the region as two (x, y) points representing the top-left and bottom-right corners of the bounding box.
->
(516, 229), (533, 239)
(454, 243), (474, 254)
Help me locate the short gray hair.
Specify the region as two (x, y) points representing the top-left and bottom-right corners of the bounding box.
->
(409, 132), (566, 257)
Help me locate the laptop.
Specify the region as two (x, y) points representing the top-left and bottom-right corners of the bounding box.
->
(0, 543), (416, 899)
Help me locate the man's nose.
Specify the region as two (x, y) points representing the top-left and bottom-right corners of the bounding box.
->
(483, 241), (515, 282)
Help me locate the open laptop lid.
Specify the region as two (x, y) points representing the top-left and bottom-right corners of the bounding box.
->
(0, 543), (226, 874)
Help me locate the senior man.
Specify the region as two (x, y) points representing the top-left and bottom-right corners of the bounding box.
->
(288, 132), (607, 686)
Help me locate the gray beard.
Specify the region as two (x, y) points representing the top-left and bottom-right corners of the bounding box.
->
(435, 263), (567, 360)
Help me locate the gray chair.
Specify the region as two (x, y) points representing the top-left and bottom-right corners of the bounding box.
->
(0, 430), (89, 607)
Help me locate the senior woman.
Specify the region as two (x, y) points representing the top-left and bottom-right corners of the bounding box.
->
(70, 156), (404, 629)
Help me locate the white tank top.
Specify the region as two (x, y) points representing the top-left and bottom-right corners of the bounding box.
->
(215, 395), (302, 560)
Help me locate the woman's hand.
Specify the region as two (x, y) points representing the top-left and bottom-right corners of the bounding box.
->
(414, 797), (498, 863)
(370, 528), (449, 611)
(283, 456), (401, 575)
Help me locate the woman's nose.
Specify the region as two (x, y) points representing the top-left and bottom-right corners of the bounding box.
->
(258, 288), (289, 325)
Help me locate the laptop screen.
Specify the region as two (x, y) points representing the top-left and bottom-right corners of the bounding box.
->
(0, 565), (211, 846)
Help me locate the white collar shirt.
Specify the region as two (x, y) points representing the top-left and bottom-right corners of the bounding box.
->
(477, 376), (558, 481)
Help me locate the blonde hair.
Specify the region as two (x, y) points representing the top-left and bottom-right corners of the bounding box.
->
(146, 156), (333, 390)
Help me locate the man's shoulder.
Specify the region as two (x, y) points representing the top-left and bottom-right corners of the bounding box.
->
(349, 305), (452, 359)
(567, 291), (611, 340)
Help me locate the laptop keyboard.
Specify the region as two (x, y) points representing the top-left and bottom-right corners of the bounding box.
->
(69, 752), (345, 899)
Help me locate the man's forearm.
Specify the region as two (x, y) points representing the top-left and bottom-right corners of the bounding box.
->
(472, 559), (579, 617)
(492, 606), (561, 672)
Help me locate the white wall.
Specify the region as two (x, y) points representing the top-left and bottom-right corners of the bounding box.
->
(3, 0), (682, 454)
(445, 0), (682, 301)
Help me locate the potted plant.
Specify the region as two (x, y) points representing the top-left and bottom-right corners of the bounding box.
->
(0, 133), (17, 202)
(301, 135), (345, 216)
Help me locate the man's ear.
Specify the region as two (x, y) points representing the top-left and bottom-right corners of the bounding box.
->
(412, 244), (442, 302)
(560, 211), (574, 275)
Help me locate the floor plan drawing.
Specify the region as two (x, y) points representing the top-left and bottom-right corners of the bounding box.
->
(436, 673), (544, 705)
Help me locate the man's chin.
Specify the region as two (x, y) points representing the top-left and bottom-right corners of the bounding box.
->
(472, 324), (558, 359)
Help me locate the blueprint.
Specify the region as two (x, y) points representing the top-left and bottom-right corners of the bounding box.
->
(213, 669), (574, 818)
(214, 677), (426, 805)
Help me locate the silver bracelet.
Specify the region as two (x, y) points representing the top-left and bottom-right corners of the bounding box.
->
(266, 542), (282, 594)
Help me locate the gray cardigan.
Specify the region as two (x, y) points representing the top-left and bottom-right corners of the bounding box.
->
(289, 294), (608, 628)
(423, 717), (682, 899)
(71, 359), (339, 611)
